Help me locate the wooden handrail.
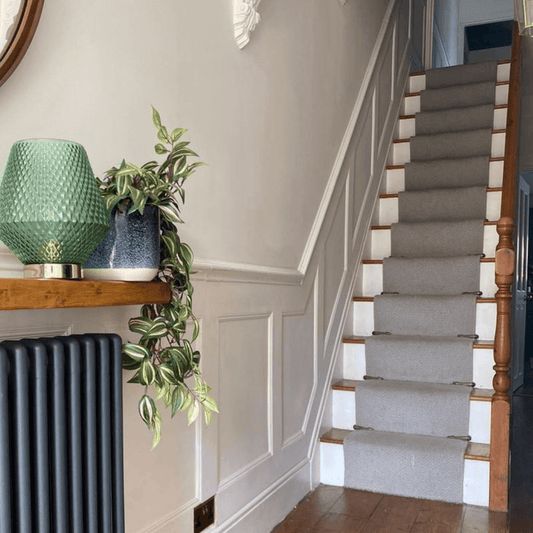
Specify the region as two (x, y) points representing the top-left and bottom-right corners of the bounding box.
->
(490, 21), (521, 513)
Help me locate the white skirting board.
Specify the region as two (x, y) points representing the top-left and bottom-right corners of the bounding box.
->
(319, 441), (490, 507)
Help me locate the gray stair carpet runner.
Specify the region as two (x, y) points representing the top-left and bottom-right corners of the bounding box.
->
(344, 61), (498, 503)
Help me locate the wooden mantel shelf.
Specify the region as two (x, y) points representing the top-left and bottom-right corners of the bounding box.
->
(0, 278), (171, 310)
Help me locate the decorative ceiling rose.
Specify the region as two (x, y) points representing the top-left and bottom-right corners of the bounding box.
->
(233, 0), (261, 49)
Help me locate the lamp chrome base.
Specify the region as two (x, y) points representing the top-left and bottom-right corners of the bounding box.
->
(24, 263), (82, 280)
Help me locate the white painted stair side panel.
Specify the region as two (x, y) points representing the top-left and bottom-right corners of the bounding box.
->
(473, 349), (495, 390)
(332, 390), (356, 430)
(463, 460), (490, 507)
(320, 443), (345, 486)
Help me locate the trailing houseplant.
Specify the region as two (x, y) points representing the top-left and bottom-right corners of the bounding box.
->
(97, 107), (217, 446)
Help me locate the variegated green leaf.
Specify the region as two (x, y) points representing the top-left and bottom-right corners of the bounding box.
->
(187, 401), (200, 426)
(140, 359), (156, 385)
(123, 343), (149, 361)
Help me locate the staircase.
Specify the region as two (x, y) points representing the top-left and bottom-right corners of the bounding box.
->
(319, 59), (511, 507)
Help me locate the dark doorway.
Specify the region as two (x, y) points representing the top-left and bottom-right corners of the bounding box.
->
(464, 20), (513, 64)
(523, 208), (533, 386)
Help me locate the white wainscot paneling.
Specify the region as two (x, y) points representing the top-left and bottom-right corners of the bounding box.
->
(323, 188), (347, 344)
(352, 105), (375, 233)
(124, 387), (199, 533)
(282, 297), (317, 448)
(218, 314), (273, 487)
(376, 35), (394, 145)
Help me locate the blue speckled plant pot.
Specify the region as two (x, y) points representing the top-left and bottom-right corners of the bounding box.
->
(83, 205), (160, 281)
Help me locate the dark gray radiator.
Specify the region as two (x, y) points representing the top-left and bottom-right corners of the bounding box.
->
(0, 334), (125, 533)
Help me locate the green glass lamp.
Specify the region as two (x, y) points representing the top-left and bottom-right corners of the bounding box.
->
(0, 139), (109, 279)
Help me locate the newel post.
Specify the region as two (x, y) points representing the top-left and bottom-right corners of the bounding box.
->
(490, 217), (515, 512)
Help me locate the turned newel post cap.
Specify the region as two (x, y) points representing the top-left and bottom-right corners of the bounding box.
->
(496, 216), (515, 236)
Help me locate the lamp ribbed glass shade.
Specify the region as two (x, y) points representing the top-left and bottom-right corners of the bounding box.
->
(0, 139), (109, 265)
(516, 0), (533, 36)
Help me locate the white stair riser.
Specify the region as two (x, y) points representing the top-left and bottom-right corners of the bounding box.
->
(332, 389), (491, 443)
(371, 225), (498, 261)
(398, 107), (507, 138)
(358, 261), (497, 297)
(408, 62), (511, 92)
(342, 343), (495, 389)
(392, 132), (505, 165)
(386, 160), (504, 193)
(379, 191), (501, 225)
(319, 442), (489, 506)
(351, 301), (496, 340)
(403, 84), (508, 115)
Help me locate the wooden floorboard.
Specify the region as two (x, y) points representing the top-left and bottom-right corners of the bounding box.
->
(272, 485), (509, 532)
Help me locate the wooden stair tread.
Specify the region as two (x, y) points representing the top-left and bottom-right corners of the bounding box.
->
(352, 295), (496, 303)
(332, 379), (493, 401)
(361, 257), (495, 264)
(371, 221), (497, 230)
(319, 428), (490, 461)
(342, 336), (494, 350)
(379, 187), (502, 199)
(466, 442), (491, 461)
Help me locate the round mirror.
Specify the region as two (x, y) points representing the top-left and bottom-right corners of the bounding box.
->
(0, 0), (43, 87)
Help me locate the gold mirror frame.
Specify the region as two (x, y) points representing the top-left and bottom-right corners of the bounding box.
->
(0, 0), (43, 88)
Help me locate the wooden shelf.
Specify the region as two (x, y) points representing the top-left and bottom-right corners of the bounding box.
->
(0, 279), (171, 310)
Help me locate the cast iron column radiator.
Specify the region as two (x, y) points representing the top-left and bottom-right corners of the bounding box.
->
(0, 334), (125, 533)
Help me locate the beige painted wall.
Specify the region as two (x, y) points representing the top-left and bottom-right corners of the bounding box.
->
(0, 0), (407, 531)
(0, 0), (388, 269)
